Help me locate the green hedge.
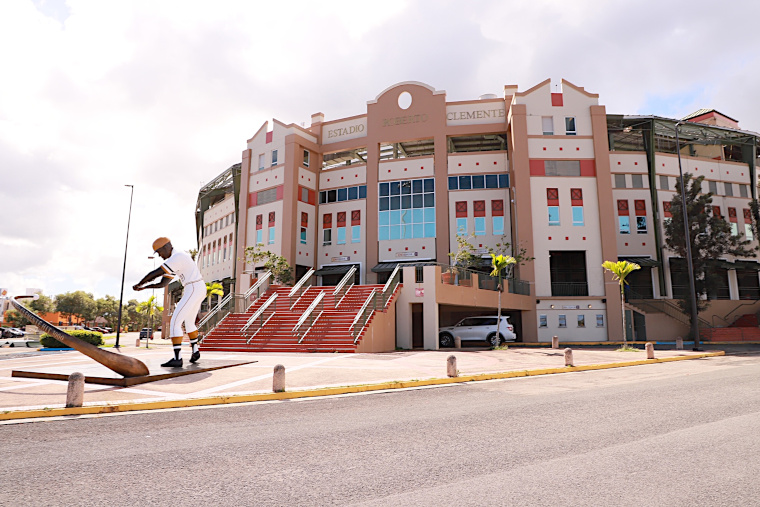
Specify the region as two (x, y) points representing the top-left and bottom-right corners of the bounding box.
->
(41, 330), (104, 348)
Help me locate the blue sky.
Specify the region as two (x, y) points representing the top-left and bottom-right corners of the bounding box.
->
(2, 0), (760, 303)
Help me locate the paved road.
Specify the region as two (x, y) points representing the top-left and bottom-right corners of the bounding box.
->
(2, 354), (760, 506)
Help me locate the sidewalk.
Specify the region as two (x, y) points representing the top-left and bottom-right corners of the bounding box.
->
(0, 341), (727, 421)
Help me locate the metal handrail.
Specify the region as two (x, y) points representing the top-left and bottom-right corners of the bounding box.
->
(626, 289), (711, 328)
(198, 292), (232, 329)
(243, 293), (278, 343)
(294, 291), (325, 343)
(289, 268), (315, 309)
(378, 264), (401, 308)
(245, 271), (272, 311)
(351, 289), (377, 343)
(333, 266), (357, 308)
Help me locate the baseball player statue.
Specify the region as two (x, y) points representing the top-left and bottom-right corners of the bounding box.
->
(133, 237), (206, 367)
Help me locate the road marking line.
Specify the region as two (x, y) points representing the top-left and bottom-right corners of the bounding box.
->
(189, 354), (349, 396)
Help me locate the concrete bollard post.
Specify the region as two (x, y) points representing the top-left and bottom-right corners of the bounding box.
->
(273, 364), (285, 392)
(564, 348), (574, 367)
(66, 372), (85, 408)
(646, 342), (655, 359)
(135, 338), (141, 347)
(552, 335), (559, 349)
(447, 355), (458, 377)
(454, 336), (462, 349)
(676, 337), (683, 350)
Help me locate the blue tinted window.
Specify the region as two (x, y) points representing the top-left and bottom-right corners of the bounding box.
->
(456, 217), (467, 235)
(424, 193), (434, 207)
(390, 196), (400, 210)
(319, 191), (326, 204)
(548, 206), (560, 226)
(351, 225), (361, 243)
(475, 217), (486, 236)
(379, 183), (389, 196)
(458, 176), (471, 190)
(499, 174), (509, 188)
(337, 188), (347, 201)
(379, 226), (390, 240)
(400, 210), (410, 224)
(424, 178), (435, 193)
(413, 209), (424, 223)
(448, 176), (458, 190)
(424, 223), (436, 237)
(412, 194), (423, 208)
(379, 197), (389, 211)
(401, 181), (412, 194)
(401, 195), (412, 209)
(492, 216), (504, 235)
(402, 225), (413, 239)
(572, 206), (584, 226)
(379, 211), (390, 226)
(390, 226), (401, 240)
(424, 208), (435, 222)
(472, 175), (485, 189)
(348, 186), (358, 200)
(359, 185), (367, 199)
(485, 174), (498, 188)
(327, 190), (336, 202)
(413, 224), (424, 238)
(390, 210), (401, 225)
(390, 181), (400, 195)
(413, 179), (423, 193)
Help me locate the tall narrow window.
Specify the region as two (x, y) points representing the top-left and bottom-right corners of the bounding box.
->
(558, 315), (567, 328)
(271, 149), (278, 167)
(303, 150), (310, 167)
(337, 212), (346, 245)
(323, 214), (332, 246)
(474, 200), (486, 236)
(745, 209), (754, 241)
(547, 188), (559, 226)
(539, 315), (548, 327)
(596, 314), (604, 327)
(659, 175), (669, 190)
(725, 182), (733, 197)
(300, 212), (308, 245)
(492, 200), (504, 236)
(542, 116), (554, 135)
(631, 174), (643, 188)
(618, 200), (630, 234)
(565, 117), (576, 135)
(740, 184), (749, 198)
(577, 315), (585, 328)
(571, 188), (583, 226)
(350, 210), (361, 243)
(268, 212), (275, 244)
(455, 201), (468, 235)
(255, 214), (263, 245)
(708, 180), (718, 194)
(258, 153), (265, 171)
(635, 199), (647, 233)
(615, 174), (626, 188)
(729, 207), (738, 236)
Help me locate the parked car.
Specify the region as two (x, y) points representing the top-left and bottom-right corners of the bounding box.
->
(2, 327), (25, 338)
(139, 328), (154, 340)
(438, 316), (516, 348)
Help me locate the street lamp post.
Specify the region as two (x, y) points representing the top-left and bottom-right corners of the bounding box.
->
(115, 184), (134, 349)
(674, 122), (701, 350)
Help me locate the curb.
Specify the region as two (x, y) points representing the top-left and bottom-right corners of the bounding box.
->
(0, 351), (724, 422)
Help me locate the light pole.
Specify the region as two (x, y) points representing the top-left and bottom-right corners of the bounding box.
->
(115, 184), (134, 349)
(674, 122), (701, 350)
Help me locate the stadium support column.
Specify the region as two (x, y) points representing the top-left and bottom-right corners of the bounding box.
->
(236, 149), (252, 297)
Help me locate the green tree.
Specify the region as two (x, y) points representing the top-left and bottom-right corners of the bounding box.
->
(136, 295), (163, 330)
(4, 309), (28, 328)
(96, 295), (121, 330)
(490, 254), (516, 347)
(244, 245), (294, 285)
(665, 173), (756, 329)
(448, 232), (479, 269)
(602, 260), (641, 345)
(26, 293), (56, 314)
(125, 299), (142, 331)
(55, 291), (97, 325)
(205, 282), (224, 311)
(188, 248), (198, 261)
(487, 236), (534, 279)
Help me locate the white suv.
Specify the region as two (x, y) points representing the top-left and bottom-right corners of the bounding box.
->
(438, 316), (516, 348)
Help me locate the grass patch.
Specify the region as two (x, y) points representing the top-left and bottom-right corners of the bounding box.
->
(616, 345), (640, 352)
(492, 344), (509, 351)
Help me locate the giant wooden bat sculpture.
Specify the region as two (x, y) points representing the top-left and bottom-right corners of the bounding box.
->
(11, 295), (150, 377)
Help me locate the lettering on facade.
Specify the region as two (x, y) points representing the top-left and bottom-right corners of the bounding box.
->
(396, 252), (418, 258)
(562, 305), (580, 310)
(326, 124), (365, 139)
(331, 256), (350, 262)
(447, 109), (505, 121)
(382, 114), (428, 127)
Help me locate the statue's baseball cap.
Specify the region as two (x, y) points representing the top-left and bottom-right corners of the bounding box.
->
(152, 237), (171, 252)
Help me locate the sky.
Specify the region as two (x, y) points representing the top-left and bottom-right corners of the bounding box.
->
(2, 0), (760, 304)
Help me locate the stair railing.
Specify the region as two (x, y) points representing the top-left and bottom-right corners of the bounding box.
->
(243, 293), (278, 343)
(244, 271), (272, 312)
(627, 289), (711, 328)
(294, 291), (325, 343)
(197, 293), (236, 343)
(289, 268), (315, 310)
(351, 289), (377, 344)
(378, 264), (401, 308)
(333, 266), (357, 308)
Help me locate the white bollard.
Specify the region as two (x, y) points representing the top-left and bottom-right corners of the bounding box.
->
(552, 335), (559, 349)
(273, 364), (286, 392)
(646, 342), (655, 359)
(135, 338), (141, 347)
(447, 355), (458, 377)
(564, 348), (574, 367)
(454, 336), (462, 349)
(676, 337), (683, 350)
(66, 372), (85, 408)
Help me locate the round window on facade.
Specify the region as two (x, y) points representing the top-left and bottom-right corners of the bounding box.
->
(398, 91), (412, 110)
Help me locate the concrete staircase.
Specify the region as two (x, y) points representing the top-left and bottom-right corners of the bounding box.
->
(200, 283), (399, 352)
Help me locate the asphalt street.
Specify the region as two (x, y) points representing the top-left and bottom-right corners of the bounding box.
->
(2, 354), (759, 506)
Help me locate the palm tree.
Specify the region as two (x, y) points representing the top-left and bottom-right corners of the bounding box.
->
(206, 282), (224, 312)
(136, 295), (163, 331)
(490, 253), (516, 347)
(602, 260), (641, 345)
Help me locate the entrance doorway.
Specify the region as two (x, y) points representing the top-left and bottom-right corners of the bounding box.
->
(411, 303), (424, 348)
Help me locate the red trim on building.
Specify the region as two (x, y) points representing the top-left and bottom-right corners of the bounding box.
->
(266, 131), (273, 143)
(351, 210), (361, 226)
(744, 208), (752, 224)
(634, 200), (646, 216)
(491, 199), (504, 217)
(551, 93), (563, 106)
(255, 214), (263, 230)
(529, 159), (545, 176)
(580, 159), (596, 176)
(301, 212), (308, 228)
(663, 202), (672, 218)
(268, 212), (275, 226)
(617, 200), (629, 216)
(570, 188), (583, 206)
(337, 212), (346, 227)
(547, 188), (559, 206)
(276, 185), (284, 200)
(455, 201), (468, 218)
(713, 206), (721, 218)
(249, 192), (257, 207)
(728, 207), (737, 223)
(473, 200), (486, 217)
(323, 213), (332, 228)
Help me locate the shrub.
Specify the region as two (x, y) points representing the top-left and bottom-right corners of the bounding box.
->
(40, 330), (104, 348)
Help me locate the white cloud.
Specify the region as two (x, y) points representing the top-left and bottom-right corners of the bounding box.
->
(2, 0), (760, 303)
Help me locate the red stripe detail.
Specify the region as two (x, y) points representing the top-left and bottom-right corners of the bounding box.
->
(551, 93), (563, 106)
(529, 160), (545, 176)
(580, 160), (596, 176)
